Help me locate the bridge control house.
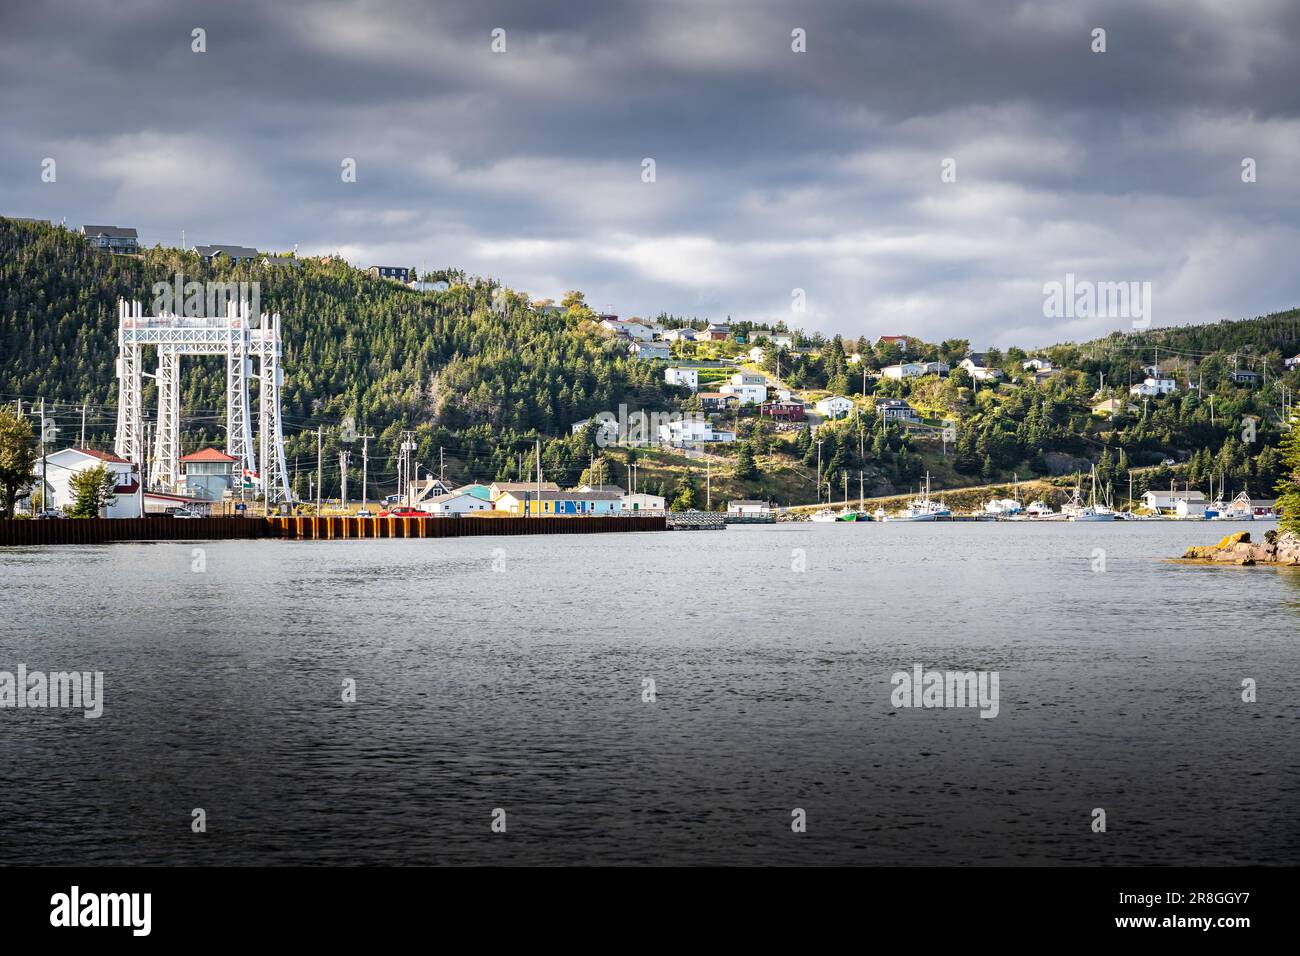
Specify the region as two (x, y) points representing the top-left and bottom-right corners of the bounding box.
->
(180, 448), (238, 501)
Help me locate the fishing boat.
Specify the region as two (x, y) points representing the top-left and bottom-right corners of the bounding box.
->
(809, 509), (840, 522)
(1024, 499), (1063, 520)
(883, 474), (951, 521)
(836, 509), (868, 521)
(1065, 467), (1117, 521)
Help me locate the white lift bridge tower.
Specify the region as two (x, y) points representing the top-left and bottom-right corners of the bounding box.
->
(113, 298), (292, 503)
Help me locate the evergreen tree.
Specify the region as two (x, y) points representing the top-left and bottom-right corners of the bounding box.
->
(67, 464), (117, 518)
(1276, 411), (1300, 534)
(670, 470), (698, 511)
(734, 441), (758, 480)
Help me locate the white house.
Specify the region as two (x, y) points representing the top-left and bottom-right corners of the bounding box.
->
(570, 417), (620, 444)
(875, 398), (920, 422)
(959, 357), (1002, 381)
(727, 500), (771, 516)
(719, 372), (768, 405)
(657, 418), (735, 445)
(747, 329), (793, 349)
(883, 361), (948, 379)
(815, 395), (855, 419)
(31, 447), (142, 517)
(748, 346), (767, 363)
(1144, 489), (1204, 513)
(1022, 358), (1053, 371)
(418, 492), (494, 516)
(882, 363), (923, 380)
(661, 328), (696, 342)
(601, 318), (656, 341)
(621, 492), (666, 513)
(664, 366), (699, 390)
(1285, 353), (1300, 370)
(1129, 377), (1176, 397)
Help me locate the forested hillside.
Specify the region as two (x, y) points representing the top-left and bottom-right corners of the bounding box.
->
(0, 218), (673, 496)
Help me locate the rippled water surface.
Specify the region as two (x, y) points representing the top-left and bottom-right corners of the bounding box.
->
(2, 521), (1298, 865)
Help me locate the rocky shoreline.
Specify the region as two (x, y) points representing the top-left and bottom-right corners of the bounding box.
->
(1180, 530), (1300, 566)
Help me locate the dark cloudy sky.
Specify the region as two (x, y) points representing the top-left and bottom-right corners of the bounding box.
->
(3, 0), (1298, 346)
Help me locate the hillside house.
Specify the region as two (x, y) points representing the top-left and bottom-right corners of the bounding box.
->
(875, 398), (919, 423)
(630, 341), (670, 361)
(1130, 377), (1176, 397)
(368, 266), (412, 282)
(664, 366), (699, 390)
(959, 356), (1003, 381)
(759, 401), (806, 422)
(719, 372), (767, 405)
(814, 395), (854, 419)
(697, 391), (739, 412)
(195, 244), (260, 265)
(82, 225), (138, 254)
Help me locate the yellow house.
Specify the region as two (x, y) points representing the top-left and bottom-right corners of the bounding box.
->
(494, 490), (624, 515)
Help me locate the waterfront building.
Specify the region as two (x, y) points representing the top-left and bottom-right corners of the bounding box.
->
(179, 447), (237, 501)
(30, 447), (141, 517)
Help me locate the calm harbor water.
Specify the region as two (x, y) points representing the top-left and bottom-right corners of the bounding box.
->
(2, 521), (1298, 866)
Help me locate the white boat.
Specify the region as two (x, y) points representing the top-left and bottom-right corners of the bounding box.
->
(1024, 499), (1063, 519)
(883, 474), (951, 521)
(1065, 467), (1117, 521)
(809, 509), (840, 522)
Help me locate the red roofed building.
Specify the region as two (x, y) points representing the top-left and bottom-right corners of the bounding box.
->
(30, 447), (141, 517)
(180, 447), (238, 501)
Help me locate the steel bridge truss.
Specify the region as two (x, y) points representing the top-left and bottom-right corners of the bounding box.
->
(114, 298), (292, 503)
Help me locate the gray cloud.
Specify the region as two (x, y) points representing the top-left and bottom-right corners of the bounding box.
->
(3, 0), (1299, 346)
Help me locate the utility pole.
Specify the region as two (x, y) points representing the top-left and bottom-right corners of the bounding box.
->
(816, 439), (824, 503)
(80, 402), (86, 446)
(316, 425), (322, 511)
(842, 473), (848, 507)
(40, 397), (48, 512)
(859, 470), (864, 505)
(439, 446), (445, 484)
(339, 449), (349, 507)
(706, 460), (711, 510)
(358, 434), (374, 510)
(535, 438), (542, 518)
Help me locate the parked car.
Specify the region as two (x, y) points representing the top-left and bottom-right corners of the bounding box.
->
(1161, 458), (1176, 466)
(355, 508), (375, 518)
(34, 509), (64, 519)
(164, 507), (202, 518)
(378, 507), (425, 518)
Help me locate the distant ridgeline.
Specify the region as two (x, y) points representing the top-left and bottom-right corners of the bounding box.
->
(0, 217), (674, 497)
(3, 215), (1300, 511)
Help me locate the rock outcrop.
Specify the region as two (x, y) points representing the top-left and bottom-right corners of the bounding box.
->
(1181, 530), (1300, 565)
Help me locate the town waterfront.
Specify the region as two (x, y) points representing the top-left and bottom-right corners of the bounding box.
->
(2, 521), (1298, 866)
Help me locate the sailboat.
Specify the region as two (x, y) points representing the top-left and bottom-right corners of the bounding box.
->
(1067, 466), (1117, 521)
(883, 473), (951, 521)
